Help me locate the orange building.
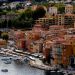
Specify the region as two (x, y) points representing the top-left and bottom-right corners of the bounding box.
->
(16, 39), (26, 50)
(14, 30), (25, 40)
(62, 43), (73, 66)
(0, 39), (6, 47)
(43, 48), (51, 63)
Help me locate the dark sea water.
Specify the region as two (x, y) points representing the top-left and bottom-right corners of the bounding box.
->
(0, 57), (64, 75)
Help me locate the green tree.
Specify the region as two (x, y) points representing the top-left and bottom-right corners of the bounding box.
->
(8, 20), (12, 28)
(58, 6), (65, 14)
(16, 3), (22, 10)
(0, 31), (2, 38)
(1, 33), (9, 41)
(32, 6), (46, 20)
(17, 8), (34, 29)
(19, 8), (33, 20)
(54, 3), (65, 14)
(2, 20), (7, 28)
(40, 2), (49, 8)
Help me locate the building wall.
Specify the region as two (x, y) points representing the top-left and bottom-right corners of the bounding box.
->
(62, 45), (73, 65)
(64, 14), (75, 27)
(65, 5), (73, 14)
(49, 7), (58, 15)
(51, 44), (62, 65)
(16, 39), (26, 50)
(57, 14), (64, 25)
(0, 40), (6, 47)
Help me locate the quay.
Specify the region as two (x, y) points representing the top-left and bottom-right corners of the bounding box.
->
(0, 48), (59, 71)
(0, 48), (75, 75)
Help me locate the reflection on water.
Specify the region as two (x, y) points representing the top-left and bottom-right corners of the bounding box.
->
(0, 57), (44, 75)
(45, 70), (51, 75)
(0, 57), (64, 75)
(45, 70), (64, 75)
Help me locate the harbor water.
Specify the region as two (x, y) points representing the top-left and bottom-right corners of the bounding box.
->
(0, 57), (64, 75)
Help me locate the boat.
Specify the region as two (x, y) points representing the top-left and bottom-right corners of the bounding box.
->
(29, 57), (59, 71)
(1, 58), (8, 61)
(14, 59), (24, 64)
(4, 60), (11, 64)
(1, 69), (8, 72)
(1, 57), (12, 61)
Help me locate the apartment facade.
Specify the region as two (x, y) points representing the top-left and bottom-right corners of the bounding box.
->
(48, 7), (58, 15)
(65, 4), (73, 14)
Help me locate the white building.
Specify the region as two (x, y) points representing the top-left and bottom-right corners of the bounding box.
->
(9, 2), (20, 9)
(49, 7), (58, 15)
(66, 0), (72, 2)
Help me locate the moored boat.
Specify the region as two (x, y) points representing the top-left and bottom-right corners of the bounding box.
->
(29, 57), (59, 71)
(1, 69), (8, 72)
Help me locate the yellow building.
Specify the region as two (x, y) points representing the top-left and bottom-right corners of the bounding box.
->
(65, 4), (73, 14)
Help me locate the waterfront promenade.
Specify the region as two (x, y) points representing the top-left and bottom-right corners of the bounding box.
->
(0, 42), (75, 75)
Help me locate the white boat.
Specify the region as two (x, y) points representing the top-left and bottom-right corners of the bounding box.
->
(29, 57), (58, 71)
